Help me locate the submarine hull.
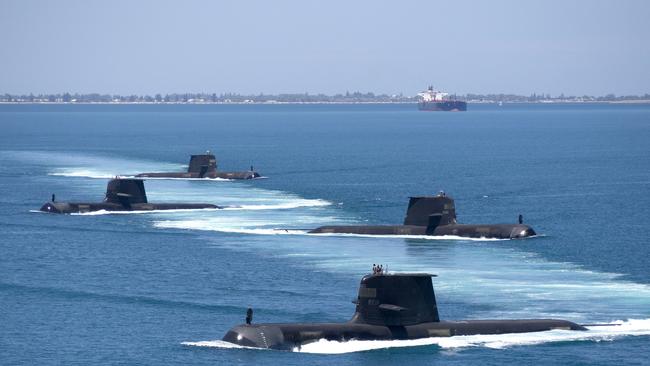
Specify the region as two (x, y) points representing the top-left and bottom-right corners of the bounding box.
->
(223, 319), (585, 350)
(222, 273), (586, 351)
(40, 201), (219, 214)
(136, 154), (260, 179)
(309, 194), (536, 239)
(310, 225), (427, 236)
(309, 224), (536, 239)
(136, 171), (261, 179)
(433, 223), (536, 239)
(40, 178), (220, 214)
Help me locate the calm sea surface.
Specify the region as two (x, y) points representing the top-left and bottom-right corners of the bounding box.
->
(1, 103), (649, 365)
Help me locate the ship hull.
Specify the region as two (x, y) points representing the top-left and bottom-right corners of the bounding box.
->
(136, 171), (260, 180)
(223, 319), (584, 350)
(40, 201), (219, 214)
(309, 224), (535, 239)
(418, 101), (467, 111)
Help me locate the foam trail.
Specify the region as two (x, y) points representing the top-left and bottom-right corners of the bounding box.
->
(179, 227), (310, 236)
(49, 172), (233, 181)
(153, 218), (510, 240)
(200, 234), (650, 323)
(37, 150), (261, 181)
(149, 185), (346, 235)
(181, 340), (262, 350)
(69, 208), (222, 216)
(48, 169), (118, 179)
(153, 216), (330, 234)
(180, 319), (650, 354)
(223, 200), (331, 210)
(61, 199), (329, 216)
(302, 319), (650, 353)
(66, 203), (329, 216)
(0, 150), (184, 178)
(129, 176), (233, 181)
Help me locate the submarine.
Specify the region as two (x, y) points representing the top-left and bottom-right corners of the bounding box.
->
(40, 178), (220, 214)
(309, 192), (536, 239)
(222, 268), (586, 350)
(136, 152), (261, 180)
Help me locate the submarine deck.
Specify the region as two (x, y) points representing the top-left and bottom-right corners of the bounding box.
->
(223, 319), (585, 349)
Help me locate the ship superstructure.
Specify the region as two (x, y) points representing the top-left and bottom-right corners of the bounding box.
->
(417, 86), (467, 111)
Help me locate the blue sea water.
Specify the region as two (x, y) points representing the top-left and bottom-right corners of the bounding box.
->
(1, 103), (649, 365)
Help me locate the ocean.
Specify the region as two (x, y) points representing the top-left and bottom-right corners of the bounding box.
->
(1, 103), (649, 365)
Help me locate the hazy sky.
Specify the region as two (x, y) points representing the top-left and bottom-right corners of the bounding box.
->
(1, 0), (649, 96)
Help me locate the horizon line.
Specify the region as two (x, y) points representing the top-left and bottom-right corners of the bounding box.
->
(3, 91), (650, 98)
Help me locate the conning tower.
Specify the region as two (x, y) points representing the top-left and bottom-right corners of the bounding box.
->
(104, 178), (148, 207)
(187, 154), (217, 178)
(351, 273), (439, 326)
(403, 194), (456, 233)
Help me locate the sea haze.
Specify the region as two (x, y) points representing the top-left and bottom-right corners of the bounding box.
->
(0, 103), (649, 365)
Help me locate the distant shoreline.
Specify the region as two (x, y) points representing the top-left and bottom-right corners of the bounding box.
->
(4, 91), (649, 105)
(1, 100), (650, 105)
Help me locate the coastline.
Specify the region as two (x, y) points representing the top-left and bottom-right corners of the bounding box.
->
(1, 100), (650, 105)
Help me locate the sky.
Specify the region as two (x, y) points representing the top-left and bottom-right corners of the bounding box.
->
(1, 0), (649, 96)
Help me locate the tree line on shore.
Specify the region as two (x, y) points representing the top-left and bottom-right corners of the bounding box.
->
(2, 91), (649, 103)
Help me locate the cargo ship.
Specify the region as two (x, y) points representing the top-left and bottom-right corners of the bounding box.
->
(417, 86), (467, 111)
